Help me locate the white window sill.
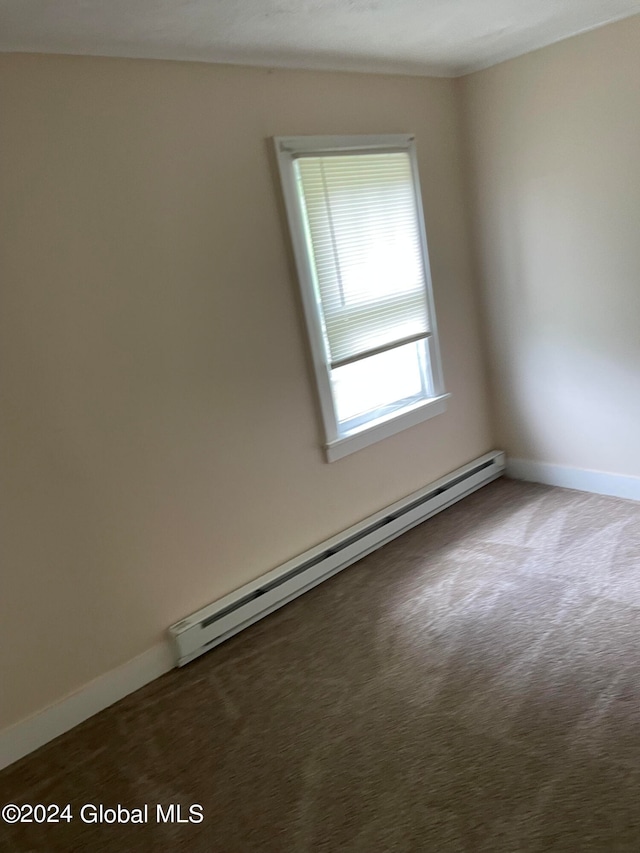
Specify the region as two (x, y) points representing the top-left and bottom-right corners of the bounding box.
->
(325, 393), (450, 462)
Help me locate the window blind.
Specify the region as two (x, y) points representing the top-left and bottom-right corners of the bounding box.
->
(295, 151), (431, 369)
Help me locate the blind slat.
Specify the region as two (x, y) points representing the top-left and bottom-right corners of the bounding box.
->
(295, 152), (430, 366)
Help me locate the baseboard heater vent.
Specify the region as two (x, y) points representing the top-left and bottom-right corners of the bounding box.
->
(169, 450), (505, 666)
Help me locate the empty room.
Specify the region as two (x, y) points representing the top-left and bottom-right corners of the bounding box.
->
(1, 0), (640, 850)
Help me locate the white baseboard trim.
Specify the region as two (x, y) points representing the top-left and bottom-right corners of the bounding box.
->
(0, 452), (506, 772)
(507, 458), (640, 502)
(0, 642), (173, 773)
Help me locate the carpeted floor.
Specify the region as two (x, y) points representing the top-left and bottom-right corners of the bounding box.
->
(2, 477), (640, 852)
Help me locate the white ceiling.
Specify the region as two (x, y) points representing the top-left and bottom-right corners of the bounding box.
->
(1, 0), (639, 77)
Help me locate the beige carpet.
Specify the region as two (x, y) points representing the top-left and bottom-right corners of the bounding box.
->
(2, 477), (640, 852)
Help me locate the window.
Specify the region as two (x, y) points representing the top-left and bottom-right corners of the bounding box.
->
(275, 134), (448, 461)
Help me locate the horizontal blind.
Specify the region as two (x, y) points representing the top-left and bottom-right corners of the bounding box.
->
(295, 151), (430, 368)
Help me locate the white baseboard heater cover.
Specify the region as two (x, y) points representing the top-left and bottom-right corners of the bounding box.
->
(169, 450), (505, 666)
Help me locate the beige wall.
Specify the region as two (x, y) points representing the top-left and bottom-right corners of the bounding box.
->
(461, 16), (640, 477)
(0, 55), (492, 730)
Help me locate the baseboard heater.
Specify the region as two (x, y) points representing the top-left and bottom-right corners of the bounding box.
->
(169, 450), (505, 666)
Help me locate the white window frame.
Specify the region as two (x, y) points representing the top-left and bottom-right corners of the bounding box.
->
(274, 134), (449, 462)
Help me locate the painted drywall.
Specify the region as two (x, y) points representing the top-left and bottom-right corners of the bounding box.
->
(3, 0), (640, 77)
(0, 55), (492, 731)
(461, 15), (640, 479)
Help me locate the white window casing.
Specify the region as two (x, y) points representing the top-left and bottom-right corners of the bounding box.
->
(274, 134), (448, 461)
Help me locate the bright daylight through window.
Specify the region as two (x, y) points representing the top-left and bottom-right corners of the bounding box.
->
(275, 135), (448, 461)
